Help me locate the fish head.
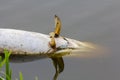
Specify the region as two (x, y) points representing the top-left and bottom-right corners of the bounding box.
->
(54, 37), (95, 56)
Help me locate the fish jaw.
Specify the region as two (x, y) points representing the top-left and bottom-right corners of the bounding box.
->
(55, 38), (96, 55)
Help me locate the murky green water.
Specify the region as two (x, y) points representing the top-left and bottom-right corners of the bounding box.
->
(0, 0), (120, 80)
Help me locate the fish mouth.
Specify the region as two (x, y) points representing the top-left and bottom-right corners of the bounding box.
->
(51, 38), (98, 58)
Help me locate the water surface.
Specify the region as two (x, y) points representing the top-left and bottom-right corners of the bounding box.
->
(0, 0), (120, 80)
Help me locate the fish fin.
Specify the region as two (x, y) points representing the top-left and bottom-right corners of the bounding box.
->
(54, 15), (61, 37)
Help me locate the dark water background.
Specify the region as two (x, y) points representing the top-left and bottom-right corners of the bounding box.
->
(0, 0), (120, 80)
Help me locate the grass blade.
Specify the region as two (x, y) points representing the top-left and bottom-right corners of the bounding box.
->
(19, 72), (23, 80)
(4, 49), (11, 80)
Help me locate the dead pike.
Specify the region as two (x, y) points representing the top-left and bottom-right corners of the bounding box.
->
(0, 15), (96, 62)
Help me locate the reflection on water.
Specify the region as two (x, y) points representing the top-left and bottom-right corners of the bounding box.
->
(51, 57), (64, 80)
(16, 42), (107, 80)
(49, 51), (70, 80)
(50, 46), (107, 80)
(0, 52), (65, 80)
(0, 41), (108, 80)
(49, 41), (107, 80)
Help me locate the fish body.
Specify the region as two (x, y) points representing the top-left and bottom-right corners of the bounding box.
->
(0, 29), (81, 62)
